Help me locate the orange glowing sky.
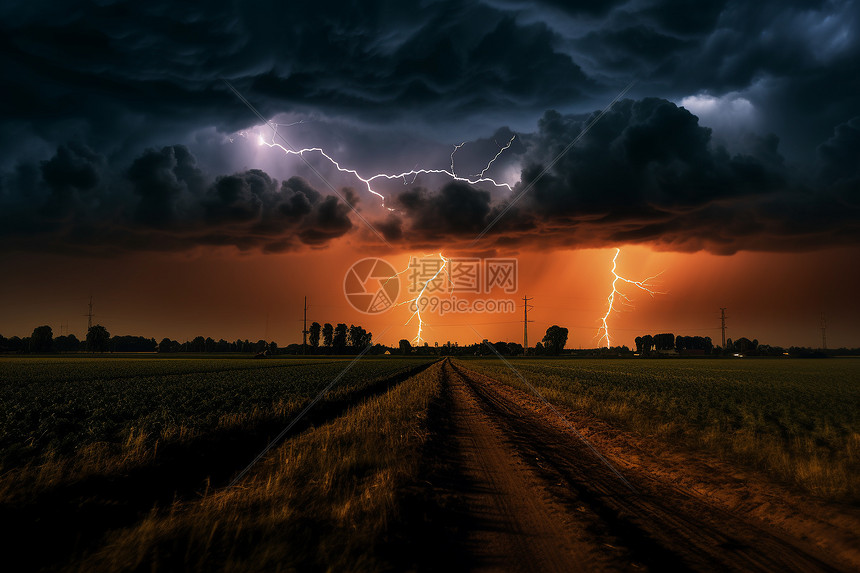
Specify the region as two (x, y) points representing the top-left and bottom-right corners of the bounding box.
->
(2, 243), (858, 349)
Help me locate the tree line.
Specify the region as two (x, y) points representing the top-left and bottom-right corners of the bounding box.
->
(0, 322), (376, 355)
(3, 323), (855, 357)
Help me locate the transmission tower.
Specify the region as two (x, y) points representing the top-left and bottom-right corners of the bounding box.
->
(522, 295), (533, 354)
(720, 307), (727, 348)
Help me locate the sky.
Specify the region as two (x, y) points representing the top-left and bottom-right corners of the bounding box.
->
(1, 0), (859, 349)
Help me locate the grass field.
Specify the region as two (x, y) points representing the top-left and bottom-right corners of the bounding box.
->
(458, 357), (860, 502)
(76, 361), (444, 572)
(0, 356), (430, 469)
(0, 355), (440, 571)
(3, 355), (859, 570)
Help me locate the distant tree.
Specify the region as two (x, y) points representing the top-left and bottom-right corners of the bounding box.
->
(654, 333), (675, 351)
(309, 322), (321, 351)
(190, 336), (206, 352)
(217, 339), (230, 352)
(542, 325), (568, 355)
(346, 325), (371, 350)
(507, 342), (524, 355)
(7, 336), (24, 353)
(399, 339), (413, 355)
(55, 334), (81, 353)
(333, 323), (348, 351)
(86, 324), (110, 352)
(30, 325), (53, 353)
(322, 323), (334, 348)
(269, 341), (278, 354)
(159, 338), (176, 353)
(641, 334), (654, 354)
(534, 341), (545, 355)
(635, 336), (643, 354)
(734, 337), (757, 354)
(492, 341), (509, 355)
(110, 335), (157, 352)
(255, 339), (268, 352)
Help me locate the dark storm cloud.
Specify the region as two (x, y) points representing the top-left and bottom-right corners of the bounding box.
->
(0, 145), (353, 254)
(385, 99), (859, 254)
(0, 0), (593, 160)
(0, 0), (858, 255)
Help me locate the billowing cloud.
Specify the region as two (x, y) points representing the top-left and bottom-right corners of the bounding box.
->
(384, 99), (859, 254)
(0, 1), (857, 256)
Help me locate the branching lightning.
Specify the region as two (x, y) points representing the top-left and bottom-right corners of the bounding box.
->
(257, 127), (515, 210)
(225, 78), (646, 349)
(476, 135), (516, 178)
(598, 248), (663, 348)
(399, 252), (451, 346)
(250, 116), (515, 346)
(377, 252), (452, 346)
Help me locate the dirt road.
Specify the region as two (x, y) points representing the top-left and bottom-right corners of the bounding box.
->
(432, 358), (855, 572)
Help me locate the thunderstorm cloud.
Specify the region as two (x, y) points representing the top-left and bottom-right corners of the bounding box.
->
(0, 0), (858, 255)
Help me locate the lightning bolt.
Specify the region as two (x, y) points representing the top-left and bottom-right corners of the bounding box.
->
(382, 252), (451, 347)
(598, 248), (663, 348)
(476, 135), (516, 178)
(257, 127), (515, 210)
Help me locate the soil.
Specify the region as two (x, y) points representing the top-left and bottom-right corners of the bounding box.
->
(421, 358), (860, 572)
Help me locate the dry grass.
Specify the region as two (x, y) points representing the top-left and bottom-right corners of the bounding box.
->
(460, 358), (860, 503)
(0, 398), (305, 503)
(68, 362), (444, 572)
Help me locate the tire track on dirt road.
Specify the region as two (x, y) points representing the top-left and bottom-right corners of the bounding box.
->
(441, 358), (850, 572)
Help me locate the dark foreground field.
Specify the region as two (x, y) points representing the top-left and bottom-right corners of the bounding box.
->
(1, 356), (858, 571)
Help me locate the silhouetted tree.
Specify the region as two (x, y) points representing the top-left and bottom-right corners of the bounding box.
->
(8, 336), (24, 353)
(309, 322), (321, 351)
(55, 334), (81, 352)
(542, 325), (568, 355)
(399, 339), (412, 355)
(492, 341), (509, 355)
(641, 334), (654, 354)
(734, 337), (757, 354)
(654, 333), (675, 351)
(110, 335), (157, 352)
(29, 325), (53, 353)
(534, 341), (545, 355)
(86, 325), (110, 352)
(322, 323), (333, 348)
(333, 323), (347, 351)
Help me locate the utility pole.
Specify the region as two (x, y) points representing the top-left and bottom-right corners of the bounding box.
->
(302, 296), (309, 355)
(821, 313), (827, 350)
(720, 307), (727, 349)
(522, 295), (533, 354)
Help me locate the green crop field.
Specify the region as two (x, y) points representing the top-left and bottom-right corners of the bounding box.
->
(0, 356), (433, 480)
(458, 358), (860, 502)
(0, 355), (442, 571)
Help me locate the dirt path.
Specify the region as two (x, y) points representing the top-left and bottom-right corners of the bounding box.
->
(436, 358), (854, 572)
